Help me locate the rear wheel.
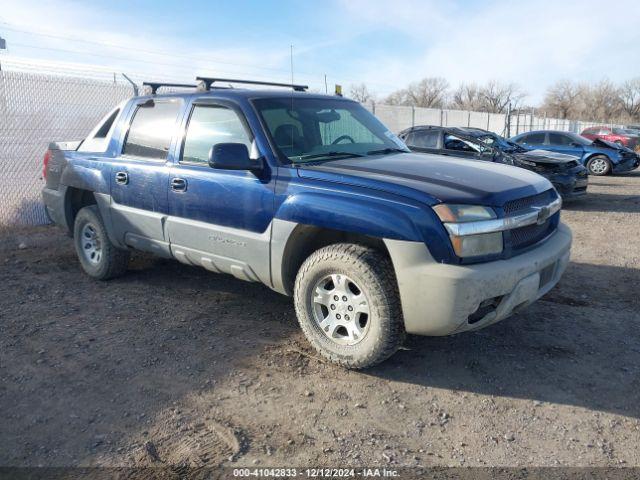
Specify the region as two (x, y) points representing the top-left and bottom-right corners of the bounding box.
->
(586, 155), (611, 176)
(73, 205), (129, 280)
(293, 243), (405, 369)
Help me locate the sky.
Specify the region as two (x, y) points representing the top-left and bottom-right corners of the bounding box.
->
(1, 0), (639, 104)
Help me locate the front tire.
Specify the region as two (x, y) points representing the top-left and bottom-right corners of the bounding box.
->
(73, 205), (129, 280)
(293, 243), (405, 369)
(586, 155), (611, 176)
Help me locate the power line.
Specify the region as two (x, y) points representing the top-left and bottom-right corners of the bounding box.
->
(0, 21), (400, 93)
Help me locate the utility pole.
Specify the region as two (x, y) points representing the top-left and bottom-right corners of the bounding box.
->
(0, 36), (6, 71)
(290, 45), (294, 85)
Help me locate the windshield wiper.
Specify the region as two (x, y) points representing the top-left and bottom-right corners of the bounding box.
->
(292, 151), (365, 163)
(366, 147), (408, 155)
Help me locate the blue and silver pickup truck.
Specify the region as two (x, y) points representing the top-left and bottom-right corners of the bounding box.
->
(42, 78), (572, 368)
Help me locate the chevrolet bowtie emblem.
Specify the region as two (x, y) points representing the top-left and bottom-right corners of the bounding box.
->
(535, 205), (552, 225)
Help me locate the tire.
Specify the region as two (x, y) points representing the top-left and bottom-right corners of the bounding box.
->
(293, 243), (405, 369)
(586, 155), (611, 176)
(73, 205), (129, 280)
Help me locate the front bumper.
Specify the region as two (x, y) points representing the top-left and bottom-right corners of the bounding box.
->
(384, 223), (572, 336)
(550, 171), (588, 199)
(612, 155), (640, 173)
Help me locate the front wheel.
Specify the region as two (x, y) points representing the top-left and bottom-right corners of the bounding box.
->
(73, 205), (130, 280)
(293, 243), (405, 369)
(586, 156), (611, 176)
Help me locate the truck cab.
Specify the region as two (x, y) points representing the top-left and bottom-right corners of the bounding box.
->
(42, 78), (572, 368)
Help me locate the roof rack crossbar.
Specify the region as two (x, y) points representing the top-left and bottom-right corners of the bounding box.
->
(196, 77), (308, 92)
(142, 82), (198, 94)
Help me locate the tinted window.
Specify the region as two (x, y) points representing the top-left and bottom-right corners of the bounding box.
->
(94, 109), (119, 138)
(182, 105), (252, 164)
(520, 132), (545, 144)
(548, 133), (574, 146)
(123, 99), (181, 159)
(444, 134), (481, 153)
(405, 130), (439, 148)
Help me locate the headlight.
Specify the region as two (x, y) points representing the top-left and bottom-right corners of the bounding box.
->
(433, 204), (503, 258)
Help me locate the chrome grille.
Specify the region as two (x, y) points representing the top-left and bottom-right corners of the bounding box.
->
(504, 189), (559, 252)
(503, 189), (557, 215)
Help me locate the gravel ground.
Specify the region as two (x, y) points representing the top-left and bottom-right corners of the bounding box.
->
(1, 173), (639, 471)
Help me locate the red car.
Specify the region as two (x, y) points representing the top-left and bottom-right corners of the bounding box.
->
(581, 126), (639, 151)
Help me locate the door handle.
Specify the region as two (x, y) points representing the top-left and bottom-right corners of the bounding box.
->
(115, 171), (128, 185)
(171, 177), (187, 192)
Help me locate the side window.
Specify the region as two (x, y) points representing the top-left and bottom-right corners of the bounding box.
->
(94, 109), (120, 138)
(182, 105), (252, 164)
(548, 133), (573, 146)
(444, 134), (480, 153)
(405, 130), (439, 148)
(123, 99), (182, 160)
(521, 132), (545, 145)
(598, 128), (611, 135)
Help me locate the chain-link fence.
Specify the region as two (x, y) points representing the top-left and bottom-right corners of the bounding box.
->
(0, 62), (626, 226)
(0, 68), (135, 225)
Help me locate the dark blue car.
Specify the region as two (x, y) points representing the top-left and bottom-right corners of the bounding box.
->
(510, 130), (639, 176)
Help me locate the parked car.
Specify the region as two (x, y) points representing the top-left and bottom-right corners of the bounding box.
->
(42, 78), (572, 368)
(510, 130), (640, 176)
(398, 126), (588, 199)
(581, 126), (639, 151)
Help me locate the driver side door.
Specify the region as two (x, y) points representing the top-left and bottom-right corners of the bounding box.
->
(165, 100), (275, 284)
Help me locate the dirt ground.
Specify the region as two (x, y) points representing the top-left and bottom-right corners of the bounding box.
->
(1, 173), (639, 472)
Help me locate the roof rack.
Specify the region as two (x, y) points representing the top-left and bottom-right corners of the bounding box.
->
(195, 77), (308, 92)
(142, 82), (198, 94)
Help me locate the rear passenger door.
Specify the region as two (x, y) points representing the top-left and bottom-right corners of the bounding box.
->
(165, 99), (274, 284)
(110, 97), (182, 257)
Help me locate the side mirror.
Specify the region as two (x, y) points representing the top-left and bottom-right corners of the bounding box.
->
(208, 143), (260, 171)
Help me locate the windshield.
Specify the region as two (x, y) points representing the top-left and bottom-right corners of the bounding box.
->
(253, 97), (409, 163)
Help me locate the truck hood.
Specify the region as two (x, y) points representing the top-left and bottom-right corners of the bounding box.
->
(297, 152), (551, 207)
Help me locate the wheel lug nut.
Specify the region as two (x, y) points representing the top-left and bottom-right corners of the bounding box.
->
(334, 295), (339, 301)
(345, 315), (350, 320)
(342, 296), (347, 301)
(348, 306), (353, 311)
(336, 314), (341, 319)
(330, 304), (336, 310)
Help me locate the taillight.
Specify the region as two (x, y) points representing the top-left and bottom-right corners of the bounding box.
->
(43, 150), (51, 179)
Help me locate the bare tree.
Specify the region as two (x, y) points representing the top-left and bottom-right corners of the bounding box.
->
(406, 77), (449, 108)
(582, 79), (621, 121)
(348, 83), (374, 103)
(451, 83), (483, 110)
(384, 77), (449, 108)
(619, 78), (640, 121)
(479, 80), (525, 113)
(542, 80), (582, 119)
(383, 89), (409, 106)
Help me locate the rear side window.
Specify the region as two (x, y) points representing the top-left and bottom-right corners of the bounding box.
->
(123, 99), (182, 159)
(520, 132), (545, 145)
(94, 109), (120, 138)
(405, 130), (439, 148)
(548, 133), (573, 146)
(182, 105), (252, 164)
